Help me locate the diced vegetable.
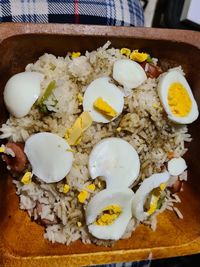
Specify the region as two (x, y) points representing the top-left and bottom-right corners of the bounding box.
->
(37, 80), (56, 113)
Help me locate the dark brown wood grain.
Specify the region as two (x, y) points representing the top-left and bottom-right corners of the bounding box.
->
(0, 23), (200, 267)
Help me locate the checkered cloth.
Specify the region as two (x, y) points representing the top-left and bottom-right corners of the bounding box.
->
(0, 0), (144, 26)
(87, 258), (151, 267)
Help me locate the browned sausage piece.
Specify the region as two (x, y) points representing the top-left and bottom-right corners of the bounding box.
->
(35, 201), (57, 226)
(140, 61), (163, 79)
(169, 179), (183, 194)
(2, 142), (27, 173)
(40, 218), (57, 226)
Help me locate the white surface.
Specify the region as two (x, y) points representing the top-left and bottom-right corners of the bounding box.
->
(143, 0), (158, 27)
(181, 0), (200, 25)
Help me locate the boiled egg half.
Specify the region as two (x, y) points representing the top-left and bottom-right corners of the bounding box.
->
(4, 71), (44, 118)
(89, 137), (140, 189)
(83, 77), (124, 123)
(132, 171), (170, 221)
(158, 70), (199, 124)
(24, 132), (73, 183)
(113, 59), (147, 89)
(86, 188), (134, 240)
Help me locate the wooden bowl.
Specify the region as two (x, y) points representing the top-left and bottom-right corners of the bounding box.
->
(0, 23), (200, 267)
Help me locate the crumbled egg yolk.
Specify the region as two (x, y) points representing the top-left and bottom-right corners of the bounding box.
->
(21, 172), (32, 185)
(63, 184), (70, 194)
(130, 50), (149, 62)
(93, 97), (117, 119)
(95, 205), (122, 226)
(152, 103), (159, 109)
(147, 183), (166, 215)
(78, 190), (88, 203)
(168, 83), (192, 117)
(71, 52), (81, 58)
(66, 148), (75, 153)
(116, 127), (122, 132)
(0, 146), (5, 153)
(120, 48), (131, 57)
(87, 184), (96, 191)
(77, 93), (83, 105)
(65, 111), (93, 146)
(77, 221), (82, 227)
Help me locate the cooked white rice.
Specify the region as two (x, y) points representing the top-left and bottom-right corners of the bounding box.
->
(0, 42), (190, 245)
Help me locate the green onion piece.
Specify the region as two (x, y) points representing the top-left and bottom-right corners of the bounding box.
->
(146, 55), (153, 63)
(37, 80), (56, 113)
(156, 197), (164, 210)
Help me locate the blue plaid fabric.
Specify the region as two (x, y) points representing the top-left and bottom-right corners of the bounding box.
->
(0, 0), (144, 26)
(86, 258), (151, 267)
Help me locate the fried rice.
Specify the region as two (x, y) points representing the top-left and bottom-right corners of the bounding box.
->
(0, 42), (191, 245)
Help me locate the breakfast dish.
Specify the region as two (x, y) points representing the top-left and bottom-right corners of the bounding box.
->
(0, 42), (198, 246)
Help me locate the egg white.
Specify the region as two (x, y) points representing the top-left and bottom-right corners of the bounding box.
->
(132, 171), (170, 221)
(157, 70), (199, 124)
(4, 71), (44, 118)
(167, 157), (187, 176)
(113, 59), (147, 89)
(86, 188), (134, 240)
(89, 137), (140, 189)
(83, 77), (124, 123)
(24, 132), (73, 183)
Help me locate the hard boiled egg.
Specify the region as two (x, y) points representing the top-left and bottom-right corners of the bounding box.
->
(113, 59), (147, 89)
(24, 132), (73, 183)
(83, 77), (124, 123)
(89, 137), (140, 189)
(132, 171), (170, 221)
(167, 157), (187, 176)
(158, 70), (199, 124)
(86, 188), (134, 240)
(4, 71), (44, 118)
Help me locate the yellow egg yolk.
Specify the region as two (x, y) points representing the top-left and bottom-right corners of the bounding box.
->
(168, 82), (192, 117)
(78, 190), (88, 203)
(93, 97), (117, 119)
(95, 204), (122, 226)
(71, 52), (81, 58)
(21, 172), (32, 185)
(63, 184), (70, 194)
(116, 127), (122, 132)
(0, 146), (5, 153)
(77, 221), (82, 227)
(77, 93), (83, 105)
(65, 111), (92, 146)
(120, 48), (131, 57)
(130, 50), (149, 62)
(147, 183), (166, 215)
(87, 184), (96, 191)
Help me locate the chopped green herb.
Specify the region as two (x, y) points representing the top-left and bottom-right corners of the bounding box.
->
(38, 104), (49, 114)
(146, 55), (153, 63)
(156, 197), (164, 210)
(37, 80), (56, 114)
